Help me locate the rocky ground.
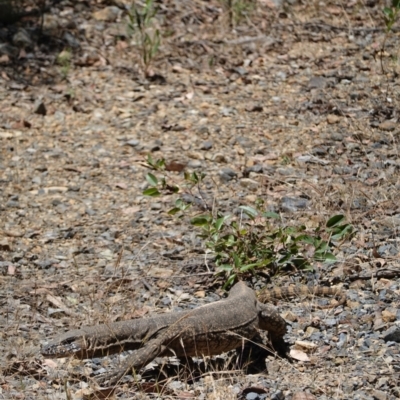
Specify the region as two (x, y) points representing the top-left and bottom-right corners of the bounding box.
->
(0, 0), (400, 399)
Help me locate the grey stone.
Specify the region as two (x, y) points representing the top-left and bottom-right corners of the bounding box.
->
(219, 167), (237, 182)
(280, 197), (309, 212)
(12, 29), (33, 48)
(382, 326), (400, 342)
(125, 139), (140, 147)
(200, 140), (213, 150)
(34, 101), (47, 116)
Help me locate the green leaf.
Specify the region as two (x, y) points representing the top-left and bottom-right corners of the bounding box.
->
(314, 250), (336, 262)
(233, 253), (241, 268)
(326, 214), (345, 228)
(156, 158), (165, 168)
(146, 154), (154, 165)
(239, 262), (261, 272)
(295, 234), (315, 245)
(168, 207), (181, 215)
(315, 241), (328, 252)
(146, 173), (158, 186)
(143, 187), (160, 196)
(239, 205), (258, 219)
(277, 253), (291, 264)
(262, 211), (281, 219)
(190, 215), (210, 226)
(175, 199), (185, 209)
(217, 264), (234, 272)
(383, 7), (394, 18)
(331, 224), (353, 240)
(214, 215), (230, 231)
(322, 253), (337, 262)
(223, 274), (237, 289)
(393, 0), (400, 9)
(224, 234), (236, 247)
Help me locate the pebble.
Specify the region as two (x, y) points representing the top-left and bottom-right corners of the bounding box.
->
(200, 140), (213, 150)
(382, 326), (400, 343)
(125, 139), (140, 147)
(187, 160), (202, 169)
(280, 197), (309, 212)
(239, 178), (259, 191)
(92, 6), (120, 22)
(213, 153), (228, 163)
(378, 120), (396, 131)
(219, 167), (237, 182)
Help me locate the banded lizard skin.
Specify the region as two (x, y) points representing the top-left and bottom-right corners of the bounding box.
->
(42, 282), (287, 386)
(41, 282), (345, 386)
(257, 284), (345, 309)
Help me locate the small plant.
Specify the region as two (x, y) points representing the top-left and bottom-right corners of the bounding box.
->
(127, 0), (161, 76)
(221, 0), (256, 28)
(381, 0), (400, 74)
(142, 157), (355, 288)
(56, 48), (72, 80)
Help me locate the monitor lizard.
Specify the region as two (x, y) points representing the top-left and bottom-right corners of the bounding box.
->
(41, 282), (344, 386)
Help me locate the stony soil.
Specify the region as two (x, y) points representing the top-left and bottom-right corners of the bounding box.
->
(0, 0), (400, 399)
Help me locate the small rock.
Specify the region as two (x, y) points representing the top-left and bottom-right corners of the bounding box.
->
(293, 393), (317, 400)
(282, 310), (297, 322)
(312, 147), (328, 156)
(294, 340), (318, 350)
(372, 390), (387, 400)
(187, 160), (202, 169)
(62, 31), (80, 48)
(35, 259), (58, 269)
(0, 43), (19, 57)
(378, 120), (396, 131)
(245, 104), (263, 112)
(239, 178), (259, 191)
(220, 107), (236, 116)
(243, 164), (263, 176)
(382, 308), (397, 323)
(147, 266), (173, 278)
(125, 139), (140, 147)
(6, 200), (19, 208)
(34, 101), (47, 116)
(271, 390), (284, 400)
(236, 136), (254, 148)
(0, 239), (11, 251)
(12, 29), (33, 48)
(219, 167), (237, 182)
(93, 6), (120, 22)
(327, 114), (340, 124)
(382, 326), (400, 342)
(213, 153), (228, 163)
(42, 14), (60, 31)
(308, 76), (327, 89)
(280, 197), (309, 212)
(200, 140), (213, 150)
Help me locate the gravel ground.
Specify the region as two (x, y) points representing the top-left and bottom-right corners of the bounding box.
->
(1, 0), (400, 399)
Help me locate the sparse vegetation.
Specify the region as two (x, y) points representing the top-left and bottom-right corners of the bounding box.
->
(56, 48), (72, 80)
(127, 0), (161, 76)
(143, 156), (355, 288)
(221, 0), (256, 27)
(381, 0), (400, 73)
